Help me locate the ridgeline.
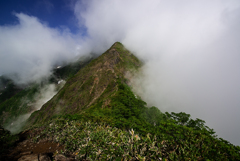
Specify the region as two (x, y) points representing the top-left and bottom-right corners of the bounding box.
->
(1, 42), (239, 160)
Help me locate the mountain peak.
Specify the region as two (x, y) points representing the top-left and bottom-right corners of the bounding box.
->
(112, 41), (122, 47)
(26, 42), (141, 125)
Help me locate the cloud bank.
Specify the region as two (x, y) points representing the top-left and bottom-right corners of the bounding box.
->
(74, 0), (240, 145)
(0, 13), (87, 84)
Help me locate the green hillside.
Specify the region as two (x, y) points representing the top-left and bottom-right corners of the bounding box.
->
(26, 42), (142, 125)
(1, 42), (239, 160)
(0, 84), (39, 129)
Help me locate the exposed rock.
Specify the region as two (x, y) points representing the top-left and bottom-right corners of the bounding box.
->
(5, 129), (64, 161)
(54, 154), (69, 161)
(18, 154), (38, 161)
(19, 151), (32, 156)
(18, 153), (51, 161)
(39, 153), (51, 161)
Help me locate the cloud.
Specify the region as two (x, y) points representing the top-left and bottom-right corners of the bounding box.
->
(74, 0), (240, 145)
(0, 13), (87, 84)
(4, 83), (63, 134)
(5, 113), (31, 134)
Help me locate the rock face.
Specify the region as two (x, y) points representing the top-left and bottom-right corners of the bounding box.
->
(27, 42), (141, 126)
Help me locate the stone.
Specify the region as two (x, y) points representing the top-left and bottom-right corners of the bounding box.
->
(18, 154), (38, 161)
(39, 153), (51, 161)
(54, 154), (68, 161)
(19, 151), (32, 156)
(18, 153), (51, 161)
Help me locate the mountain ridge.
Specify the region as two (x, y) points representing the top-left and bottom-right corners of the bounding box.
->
(26, 42), (142, 126)
(1, 42), (240, 161)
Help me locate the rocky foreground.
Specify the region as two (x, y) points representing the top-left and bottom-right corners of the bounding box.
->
(1, 127), (75, 161)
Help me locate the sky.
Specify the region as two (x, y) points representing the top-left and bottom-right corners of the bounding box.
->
(0, 0), (80, 33)
(0, 0), (240, 145)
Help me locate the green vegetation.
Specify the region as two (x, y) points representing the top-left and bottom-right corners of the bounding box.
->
(33, 113), (240, 160)
(0, 85), (39, 126)
(31, 79), (240, 160)
(26, 42), (142, 126)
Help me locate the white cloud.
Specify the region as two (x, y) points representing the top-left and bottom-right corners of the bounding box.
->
(0, 13), (86, 84)
(74, 0), (240, 145)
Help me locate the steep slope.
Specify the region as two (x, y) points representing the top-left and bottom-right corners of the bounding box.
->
(27, 42), (142, 125)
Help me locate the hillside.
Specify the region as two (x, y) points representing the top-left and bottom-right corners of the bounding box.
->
(26, 42), (142, 126)
(1, 42), (240, 160)
(0, 56), (92, 134)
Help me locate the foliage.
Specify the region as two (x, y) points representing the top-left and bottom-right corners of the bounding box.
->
(53, 79), (156, 134)
(165, 112), (212, 131)
(30, 79), (240, 160)
(33, 117), (240, 161)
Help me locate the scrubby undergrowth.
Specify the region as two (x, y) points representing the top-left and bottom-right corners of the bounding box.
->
(29, 80), (240, 160)
(32, 117), (240, 161)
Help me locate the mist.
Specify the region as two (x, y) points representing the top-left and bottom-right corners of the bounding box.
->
(74, 0), (240, 145)
(0, 13), (89, 85)
(4, 82), (64, 134)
